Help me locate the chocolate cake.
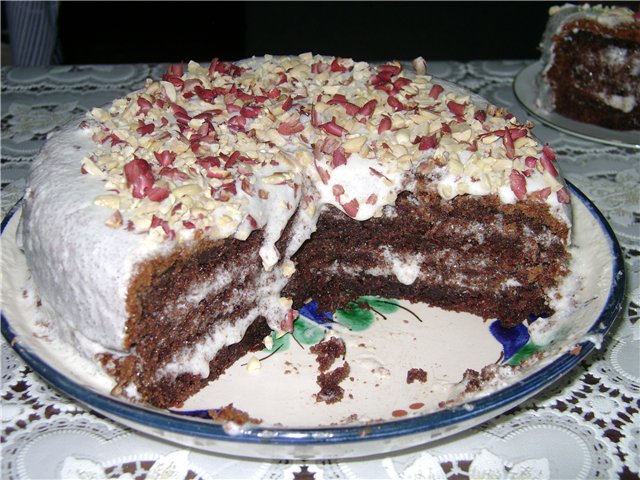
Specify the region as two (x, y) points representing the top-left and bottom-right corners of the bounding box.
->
(538, 4), (640, 130)
(18, 54), (572, 409)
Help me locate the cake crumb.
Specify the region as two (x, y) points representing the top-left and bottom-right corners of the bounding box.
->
(315, 361), (351, 404)
(309, 336), (352, 404)
(407, 368), (428, 384)
(310, 336), (346, 372)
(344, 413), (359, 423)
(461, 363), (517, 393)
(208, 403), (262, 425)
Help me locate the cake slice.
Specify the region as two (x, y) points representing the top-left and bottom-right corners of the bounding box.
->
(538, 3), (640, 130)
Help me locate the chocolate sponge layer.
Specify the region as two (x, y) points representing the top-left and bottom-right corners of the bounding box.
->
(285, 190), (569, 327)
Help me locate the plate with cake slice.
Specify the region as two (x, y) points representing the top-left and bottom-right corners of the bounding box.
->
(514, 62), (640, 149)
(515, 4), (639, 148)
(1, 182), (624, 460)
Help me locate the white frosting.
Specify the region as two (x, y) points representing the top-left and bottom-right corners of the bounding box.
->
(19, 54), (574, 397)
(315, 152), (405, 221)
(19, 127), (168, 353)
(543, 4), (637, 46)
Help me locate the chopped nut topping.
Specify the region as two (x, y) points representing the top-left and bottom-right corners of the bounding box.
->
(82, 54), (569, 256)
(246, 356), (261, 373)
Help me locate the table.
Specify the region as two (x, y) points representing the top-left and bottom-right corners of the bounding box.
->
(1, 60), (638, 479)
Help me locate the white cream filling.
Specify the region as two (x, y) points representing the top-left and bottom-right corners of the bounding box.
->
(182, 270), (234, 307)
(595, 92), (636, 113)
(160, 307), (260, 378)
(381, 247), (424, 285)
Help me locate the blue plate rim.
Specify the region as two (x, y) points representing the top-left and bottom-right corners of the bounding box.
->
(0, 181), (626, 446)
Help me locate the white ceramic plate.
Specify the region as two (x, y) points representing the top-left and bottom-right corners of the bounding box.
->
(513, 62), (640, 149)
(1, 184), (625, 460)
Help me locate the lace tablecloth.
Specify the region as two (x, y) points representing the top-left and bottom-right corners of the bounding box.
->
(1, 61), (638, 480)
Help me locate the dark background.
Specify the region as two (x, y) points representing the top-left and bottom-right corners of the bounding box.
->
(57, 1), (568, 64)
